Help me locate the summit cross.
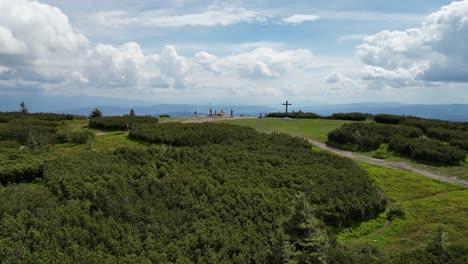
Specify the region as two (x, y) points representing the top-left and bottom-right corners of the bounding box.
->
(282, 100), (292, 117)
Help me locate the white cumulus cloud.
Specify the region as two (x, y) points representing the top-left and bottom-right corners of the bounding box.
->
(357, 0), (468, 87)
(0, 0), (193, 93)
(195, 48), (315, 79)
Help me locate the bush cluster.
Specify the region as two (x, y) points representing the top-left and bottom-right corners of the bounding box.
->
(374, 114), (407, 125)
(327, 123), (423, 151)
(89, 115), (158, 130)
(328, 114), (468, 164)
(0, 148), (51, 184)
(267, 111), (322, 119)
(130, 122), (259, 146)
(68, 130), (95, 144)
(325, 112), (372, 121)
(0, 123), (58, 146)
(0, 112), (73, 122)
(388, 137), (467, 165)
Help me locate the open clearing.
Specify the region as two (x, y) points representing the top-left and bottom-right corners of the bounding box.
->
(338, 163), (468, 254)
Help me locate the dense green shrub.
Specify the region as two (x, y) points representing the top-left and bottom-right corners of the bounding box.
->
(0, 112), (73, 122)
(0, 123), (58, 146)
(326, 112), (372, 121)
(69, 130), (95, 144)
(0, 148), (52, 184)
(0, 123), (386, 262)
(267, 111), (322, 119)
(89, 115), (158, 130)
(449, 139), (468, 151)
(159, 114), (170, 118)
(8, 117), (60, 127)
(130, 122), (259, 146)
(374, 114), (406, 125)
(427, 127), (468, 141)
(401, 117), (468, 133)
(0, 141), (21, 149)
(327, 123), (423, 151)
(388, 137), (467, 164)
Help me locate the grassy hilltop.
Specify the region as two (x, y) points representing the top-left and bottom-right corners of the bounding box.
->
(0, 112), (467, 263)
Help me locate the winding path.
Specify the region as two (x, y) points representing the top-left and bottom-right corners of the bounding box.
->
(307, 138), (468, 188)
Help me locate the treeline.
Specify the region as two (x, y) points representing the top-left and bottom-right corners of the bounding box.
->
(375, 114), (468, 152)
(267, 111), (322, 119)
(89, 115), (158, 130)
(0, 114), (94, 147)
(0, 111), (74, 122)
(328, 117), (468, 164)
(324, 112), (371, 121)
(266, 111), (371, 121)
(374, 114), (468, 131)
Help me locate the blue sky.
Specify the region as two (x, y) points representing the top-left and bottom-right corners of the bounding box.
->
(1, 0), (467, 107)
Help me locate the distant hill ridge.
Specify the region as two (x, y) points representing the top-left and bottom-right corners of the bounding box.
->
(1, 94), (467, 121)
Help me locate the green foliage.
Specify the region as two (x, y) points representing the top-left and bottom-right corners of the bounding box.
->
(68, 130), (95, 144)
(0, 140), (21, 149)
(130, 122), (259, 146)
(388, 136), (467, 165)
(0, 122), (58, 146)
(326, 112), (372, 121)
(89, 115), (158, 131)
(89, 108), (103, 119)
(386, 204), (405, 221)
(267, 111), (322, 119)
(373, 114), (406, 125)
(159, 114), (170, 118)
(284, 194), (331, 263)
(327, 123), (423, 151)
(0, 111), (74, 122)
(328, 120), (468, 164)
(401, 117), (468, 133)
(0, 148), (52, 184)
(0, 124), (386, 262)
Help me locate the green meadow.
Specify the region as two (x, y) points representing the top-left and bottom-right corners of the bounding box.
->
(219, 118), (353, 142)
(339, 163), (467, 253)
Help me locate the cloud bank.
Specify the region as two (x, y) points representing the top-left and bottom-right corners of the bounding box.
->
(357, 0), (468, 88)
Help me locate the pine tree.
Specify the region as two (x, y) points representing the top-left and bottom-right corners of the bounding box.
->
(89, 108), (103, 119)
(129, 108), (136, 116)
(285, 194), (330, 264)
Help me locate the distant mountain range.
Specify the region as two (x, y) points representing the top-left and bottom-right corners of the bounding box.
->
(1, 95), (467, 121)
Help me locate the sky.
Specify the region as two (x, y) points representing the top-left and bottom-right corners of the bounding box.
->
(0, 0), (467, 107)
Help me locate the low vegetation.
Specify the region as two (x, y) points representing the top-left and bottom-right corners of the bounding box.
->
(328, 116), (468, 165)
(0, 111), (466, 262)
(0, 121), (388, 262)
(89, 115), (158, 131)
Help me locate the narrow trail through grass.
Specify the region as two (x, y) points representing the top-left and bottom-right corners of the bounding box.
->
(308, 138), (468, 187)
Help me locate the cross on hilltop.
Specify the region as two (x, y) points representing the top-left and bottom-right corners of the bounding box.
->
(282, 100), (292, 117)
